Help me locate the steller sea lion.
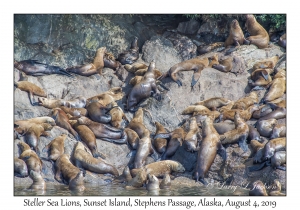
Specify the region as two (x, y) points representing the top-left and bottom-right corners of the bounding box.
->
(212, 56), (233, 73)
(218, 104), (259, 122)
(159, 173), (171, 189)
(146, 174), (160, 191)
(208, 54), (219, 68)
(18, 141), (43, 173)
(153, 122), (168, 154)
(256, 105), (286, 124)
(263, 137), (286, 160)
(220, 112), (249, 151)
(252, 55), (279, 71)
(247, 124), (261, 142)
(256, 119), (277, 138)
(66, 47), (106, 76)
(86, 100), (112, 124)
(77, 116), (127, 144)
(273, 68), (286, 80)
(270, 124), (286, 139)
(29, 170), (46, 191)
(126, 168), (147, 189)
(124, 63), (148, 73)
(181, 104), (211, 116)
(270, 151), (286, 171)
(69, 170), (85, 192)
(194, 115), (226, 185)
(109, 102), (128, 129)
(127, 108), (148, 138)
(250, 138), (268, 161)
(278, 33), (286, 48)
(64, 96), (86, 108)
(194, 97), (231, 111)
(252, 104), (273, 119)
(14, 157), (28, 177)
(268, 179), (285, 196)
(124, 128), (140, 150)
(73, 142), (119, 176)
(15, 116), (56, 132)
(117, 166), (132, 183)
(213, 121), (235, 135)
(232, 91), (258, 110)
(184, 117), (201, 152)
(42, 134), (67, 161)
(14, 59), (73, 77)
(49, 108), (80, 141)
(262, 77), (286, 103)
(14, 80), (47, 106)
(197, 42), (224, 55)
(103, 52), (120, 70)
(127, 60), (161, 112)
(224, 19), (248, 48)
(245, 14), (270, 49)
(117, 36), (139, 65)
(249, 68), (273, 89)
(59, 106), (88, 117)
(38, 97), (66, 109)
(249, 180), (268, 196)
(86, 87), (124, 106)
(159, 56), (209, 87)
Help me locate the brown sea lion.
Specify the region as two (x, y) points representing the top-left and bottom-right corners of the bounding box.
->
(220, 112), (249, 151)
(109, 102), (128, 129)
(212, 56), (233, 73)
(263, 77), (286, 103)
(127, 108), (148, 138)
(127, 60), (161, 112)
(268, 179), (285, 196)
(232, 91), (258, 110)
(252, 104), (273, 119)
(86, 101), (112, 124)
(270, 124), (286, 139)
(126, 168), (147, 189)
(124, 63), (148, 73)
(86, 87), (124, 105)
(104, 52), (120, 70)
(59, 106), (88, 117)
(120, 166), (133, 182)
(131, 160), (185, 178)
(194, 97), (231, 111)
(14, 59), (73, 77)
(18, 141), (43, 173)
(159, 56), (209, 87)
(218, 104), (259, 122)
(208, 54), (219, 68)
(256, 119), (277, 138)
(245, 15), (270, 49)
(29, 170), (46, 191)
(270, 151), (286, 171)
(117, 36), (139, 65)
(14, 157), (28, 177)
(273, 68), (286, 80)
(49, 108), (80, 141)
(224, 19), (248, 48)
(42, 134), (67, 161)
(153, 122), (168, 154)
(197, 42), (224, 55)
(184, 117), (201, 152)
(277, 33), (286, 48)
(247, 124), (261, 141)
(64, 96), (86, 108)
(69, 170), (85, 192)
(263, 137), (286, 160)
(250, 138), (268, 162)
(24, 123), (53, 152)
(249, 180), (268, 196)
(182, 105), (211, 116)
(77, 116), (127, 144)
(38, 97), (66, 109)
(146, 174), (160, 191)
(124, 128), (140, 150)
(256, 105), (286, 123)
(252, 55), (279, 71)
(69, 120), (104, 158)
(249, 68), (273, 88)
(14, 81), (47, 106)
(194, 115), (226, 185)
(66, 47), (106, 76)
(135, 68), (162, 79)
(15, 116), (56, 131)
(219, 101), (235, 112)
(129, 76), (143, 86)
(213, 121), (235, 135)
(73, 142), (119, 176)
(159, 173), (171, 189)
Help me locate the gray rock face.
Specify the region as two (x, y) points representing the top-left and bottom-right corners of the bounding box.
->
(177, 19), (200, 35)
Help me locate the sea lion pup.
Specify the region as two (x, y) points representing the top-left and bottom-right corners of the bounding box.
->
(262, 77), (286, 103)
(77, 116), (127, 144)
(263, 137), (286, 160)
(268, 179), (285, 196)
(197, 42), (224, 55)
(14, 157), (28, 177)
(270, 151), (286, 171)
(224, 19), (248, 48)
(270, 124), (286, 139)
(66, 47), (106, 76)
(213, 121), (235, 135)
(109, 102), (129, 129)
(218, 104), (259, 122)
(14, 80), (47, 106)
(24, 123), (53, 152)
(103, 52), (120, 70)
(154, 126), (186, 160)
(55, 154), (85, 191)
(278, 33), (286, 48)
(232, 91), (258, 110)
(245, 14), (270, 49)
(117, 36), (139, 65)
(194, 115), (226, 185)
(18, 141), (43, 173)
(181, 105), (211, 116)
(256, 119), (277, 138)
(59, 106), (88, 117)
(208, 54), (219, 68)
(160, 174), (171, 189)
(247, 124), (261, 141)
(146, 174), (160, 191)
(220, 112), (249, 151)
(86, 100), (112, 124)
(131, 160), (185, 178)
(69, 120), (104, 158)
(184, 117), (201, 152)
(37, 97), (66, 109)
(212, 56), (233, 73)
(64, 96), (86, 108)
(49, 108), (80, 141)
(126, 168), (147, 189)
(73, 142), (119, 177)
(193, 97), (231, 111)
(42, 134), (67, 161)
(29, 170), (46, 190)
(249, 68), (273, 89)
(159, 56), (209, 87)
(153, 122), (168, 154)
(86, 87), (124, 106)
(252, 55), (279, 71)
(127, 60), (161, 112)
(249, 180), (268, 196)
(14, 59), (73, 77)
(124, 128), (140, 150)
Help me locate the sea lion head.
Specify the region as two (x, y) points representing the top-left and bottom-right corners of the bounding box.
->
(174, 161), (185, 172)
(231, 19), (240, 29)
(77, 116), (90, 125)
(18, 141), (31, 152)
(131, 36), (139, 49)
(74, 141), (85, 151)
(69, 170), (85, 192)
(147, 60), (156, 72)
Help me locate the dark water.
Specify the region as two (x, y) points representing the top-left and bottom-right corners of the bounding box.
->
(14, 182), (249, 196)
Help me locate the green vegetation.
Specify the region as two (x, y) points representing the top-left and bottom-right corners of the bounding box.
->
(255, 14), (286, 30)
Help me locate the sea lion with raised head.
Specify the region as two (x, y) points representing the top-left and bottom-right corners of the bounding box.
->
(14, 80), (47, 106)
(18, 141), (43, 173)
(194, 115), (226, 185)
(14, 157), (28, 177)
(159, 56), (209, 87)
(224, 19), (248, 48)
(42, 134), (67, 161)
(73, 142), (119, 176)
(29, 170), (46, 191)
(66, 47), (106, 76)
(153, 122), (168, 154)
(245, 14), (270, 49)
(14, 59), (74, 77)
(146, 174), (160, 191)
(184, 117), (201, 152)
(86, 100), (112, 124)
(117, 36), (139, 65)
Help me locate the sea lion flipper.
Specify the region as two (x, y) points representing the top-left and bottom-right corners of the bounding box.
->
(248, 162), (267, 172)
(28, 91), (38, 106)
(261, 71), (269, 81)
(199, 178), (208, 186)
(191, 70), (201, 87)
(238, 137), (248, 152)
(156, 81), (170, 91)
(276, 166), (286, 171)
(126, 150), (136, 158)
(217, 142), (227, 160)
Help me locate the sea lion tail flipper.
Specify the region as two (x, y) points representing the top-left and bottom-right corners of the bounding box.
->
(261, 71), (269, 81)
(217, 143), (227, 160)
(154, 133), (171, 139)
(156, 80), (170, 91)
(248, 162), (267, 172)
(238, 137), (248, 152)
(224, 46), (238, 55)
(176, 79), (183, 87)
(28, 91), (39, 106)
(276, 166), (286, 171)
(126, 150), (136, 158)
(52, 66), (75, 78)
(191, 70), (201, 87)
